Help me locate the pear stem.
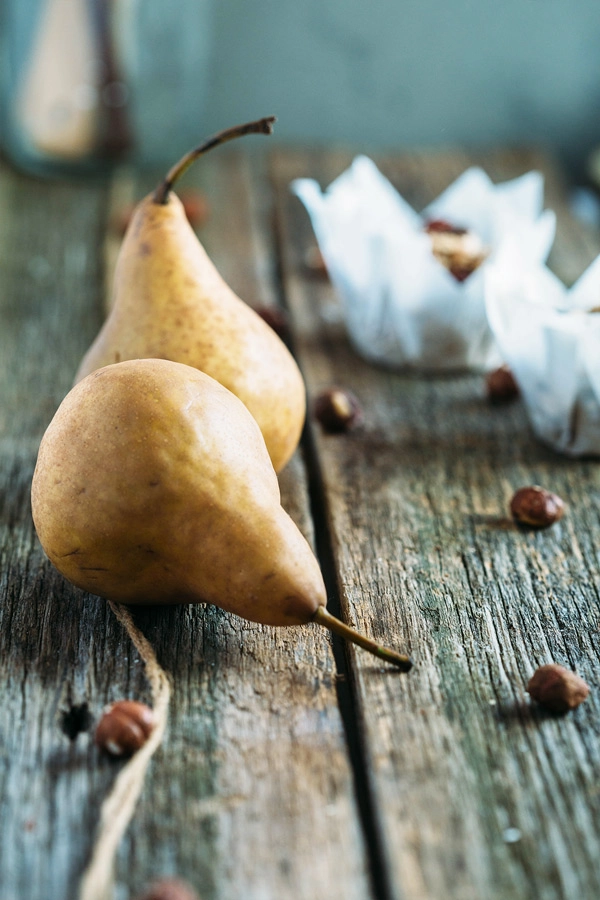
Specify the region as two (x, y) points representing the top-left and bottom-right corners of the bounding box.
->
(153, 116), (277, 204)
(313, 606), (413, 672)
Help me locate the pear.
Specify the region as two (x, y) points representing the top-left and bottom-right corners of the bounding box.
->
(32, 359), (411, 668)
(75, 117), (305, 474)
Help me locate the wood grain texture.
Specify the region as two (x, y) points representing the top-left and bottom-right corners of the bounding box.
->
(0, 163), (120, 899)
(0, 155), (369, 900)
(271, 148), (600, 900)
(5, 143), (600, 900)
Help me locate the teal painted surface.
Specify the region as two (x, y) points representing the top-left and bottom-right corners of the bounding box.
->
(202, 0), (600, 176)
(1, 1), (598, 177)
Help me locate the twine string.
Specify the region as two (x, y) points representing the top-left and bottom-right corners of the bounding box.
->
(79, 601), (172, 900)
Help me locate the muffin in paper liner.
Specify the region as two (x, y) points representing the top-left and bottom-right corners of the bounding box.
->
(485, 247), (600, 456)
(292, 156), (556, 371)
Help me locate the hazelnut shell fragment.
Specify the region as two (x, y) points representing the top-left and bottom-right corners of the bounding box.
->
(510, 486), (564, 528)
(60, 702), (93, 740)
(134, 877), (200, 900)
(313, 388), (363, 433)
(95, 700), (155, 757)
(527, 664), (590, 713)
(486, 365), (519, 403)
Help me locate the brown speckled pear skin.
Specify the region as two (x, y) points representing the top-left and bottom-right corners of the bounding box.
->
(32, 359), (326, 626)
(74, 193), (305, 473)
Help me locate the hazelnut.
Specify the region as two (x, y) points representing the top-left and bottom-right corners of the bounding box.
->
(527, 664), (590, 713)
(424, 218), (467, 235)
(486, 365), (519, 403)
(313, 388), (363, 433)
(509, 486), (564, 528)
(303, 245), (329, 277)
(255, 305), (288, 338)
(424, 218), (488, 282)
(95, 700), (155, 757)
(134, 877), (200, 900)
(448, 261), (481, 282)
(178, 191), (211, 229)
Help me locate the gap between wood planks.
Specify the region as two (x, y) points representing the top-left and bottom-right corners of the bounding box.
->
(300, 419), (401, 900)
(269, 183), (401, 900)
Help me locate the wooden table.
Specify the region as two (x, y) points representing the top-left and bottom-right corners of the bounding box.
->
(2, 145), (600, 900)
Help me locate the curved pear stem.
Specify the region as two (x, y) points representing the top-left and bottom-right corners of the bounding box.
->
(153, 116), (277, 204)
(313, 606), (413, 672)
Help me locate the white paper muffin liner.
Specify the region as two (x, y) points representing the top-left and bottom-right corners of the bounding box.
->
(292, 157), (556, 371)
(486, 247), (600, 456)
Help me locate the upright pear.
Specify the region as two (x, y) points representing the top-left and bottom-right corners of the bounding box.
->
(75, 118), (305, 474)
(32, 359), (411, 667)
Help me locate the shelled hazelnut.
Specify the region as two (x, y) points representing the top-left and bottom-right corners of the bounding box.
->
(134, 878), (200, 900)
(509, 486), (564, 528)
(256, 305), (289, 339)
(313, 388), (363, 433)
(486, 365), (519, 403)
(95, 700), (155, 757)
(424, 218), (489, 282)
(527, 664), (590, 713)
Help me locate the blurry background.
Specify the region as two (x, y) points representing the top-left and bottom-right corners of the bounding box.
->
(2, 0), (600, 183)
(204, 0), (600, 181)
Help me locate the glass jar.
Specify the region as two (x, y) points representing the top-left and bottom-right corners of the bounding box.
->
(0, 0), (214, 178)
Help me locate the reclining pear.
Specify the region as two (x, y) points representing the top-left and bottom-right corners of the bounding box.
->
(32, 359), (411, 668)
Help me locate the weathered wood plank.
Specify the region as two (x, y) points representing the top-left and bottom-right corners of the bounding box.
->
(272, 147), (600, 900)
(0, 153), (371, 900)
(0, 163), (129, 899)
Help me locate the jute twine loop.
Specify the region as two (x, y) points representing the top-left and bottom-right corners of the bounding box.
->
(79, 601), (172, 900)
